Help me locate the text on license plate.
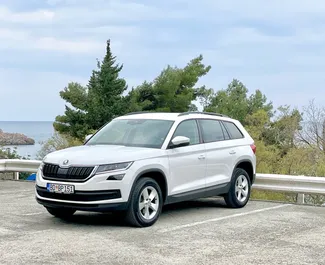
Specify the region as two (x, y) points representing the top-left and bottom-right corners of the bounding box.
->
(46, 183), (75, 194)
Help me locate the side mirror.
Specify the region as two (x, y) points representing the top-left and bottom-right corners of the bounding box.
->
(84, 134), (93, 143)
(170, 136), (190, 148)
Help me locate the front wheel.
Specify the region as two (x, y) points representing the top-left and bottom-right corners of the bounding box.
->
(224, 168), (251, 208)
(46, 207), (76, 219)
(125, 177), (163, 227)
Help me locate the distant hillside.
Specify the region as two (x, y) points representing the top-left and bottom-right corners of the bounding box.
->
(0, 129), (35, 145)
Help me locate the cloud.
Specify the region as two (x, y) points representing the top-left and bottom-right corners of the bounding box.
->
(0, 30), (104, 53)
(190, 0), (325, 24)
(0, 6), (54, 23)
(34, 37), (104, 53)
(0, 0), (324, 120)
(218, 26), (325, 47)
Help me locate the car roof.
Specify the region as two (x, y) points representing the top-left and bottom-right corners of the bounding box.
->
(116, 111), (235, 122)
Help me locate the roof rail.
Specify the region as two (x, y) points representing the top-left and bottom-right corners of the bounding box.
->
(124, 111), (177, 116)
(178, 111), (229, 117)
(123, 111), (153, 116)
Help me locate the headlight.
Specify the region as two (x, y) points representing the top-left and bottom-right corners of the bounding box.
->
(96, 162), (133, 174)
(40, 156), (47, 171)
(39, 161), (45, 171)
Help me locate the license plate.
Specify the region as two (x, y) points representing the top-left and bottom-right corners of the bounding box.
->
(46, 183), (75, 194)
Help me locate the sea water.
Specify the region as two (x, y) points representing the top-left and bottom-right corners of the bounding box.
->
(0, 121), (55, 159)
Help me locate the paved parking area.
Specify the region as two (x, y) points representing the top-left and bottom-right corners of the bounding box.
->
(1, 181), (325, 265)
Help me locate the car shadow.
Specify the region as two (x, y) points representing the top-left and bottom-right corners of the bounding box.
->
(163, 196), (227, 214)
(48, 197), (227, 227)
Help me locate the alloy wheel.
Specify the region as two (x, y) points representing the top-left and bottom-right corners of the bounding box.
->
(138, 186), (159, 220)
(235, 175), (249, 202)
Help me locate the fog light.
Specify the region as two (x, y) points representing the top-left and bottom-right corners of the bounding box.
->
(107, 174), (125, 180)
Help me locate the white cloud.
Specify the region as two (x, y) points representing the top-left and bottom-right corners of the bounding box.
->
(218, 27), (325, 47)
(195, 0), (325, 24)
(0, 1), (157, 54)
(0, 28), (28, 40)
(34, 37), (103, 53)
(44, 0), (189, 26)
(0, 29), (104, 54)
(0, 6), (54, 23)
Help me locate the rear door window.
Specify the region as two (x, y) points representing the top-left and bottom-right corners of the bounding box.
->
(198, 119), (225, 143)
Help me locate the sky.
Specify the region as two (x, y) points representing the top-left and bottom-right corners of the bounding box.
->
(0, 0), (324, 121)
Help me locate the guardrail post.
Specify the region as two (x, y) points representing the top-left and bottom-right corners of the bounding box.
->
(297, 193), (305, 204)
(14, 172), (19, 180)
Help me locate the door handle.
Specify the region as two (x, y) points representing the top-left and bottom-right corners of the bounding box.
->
(229, 150), (236, 155)
(198, 155), (206, 160)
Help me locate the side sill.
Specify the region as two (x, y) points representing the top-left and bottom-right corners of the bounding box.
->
(165, 182), (230, 205)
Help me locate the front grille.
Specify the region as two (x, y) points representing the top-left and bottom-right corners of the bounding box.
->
(42, 163), (95, 182)
(36, 186), (121, 201)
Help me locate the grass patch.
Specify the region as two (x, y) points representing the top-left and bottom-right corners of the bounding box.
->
(251, 189), (296, 203)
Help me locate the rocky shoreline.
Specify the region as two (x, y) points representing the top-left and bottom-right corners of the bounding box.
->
(0, 129), (35, 145)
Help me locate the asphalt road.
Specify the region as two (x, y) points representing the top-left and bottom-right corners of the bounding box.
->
(1, 181), (325, 265)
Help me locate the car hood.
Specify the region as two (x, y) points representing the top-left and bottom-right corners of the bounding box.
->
(43, 145), (165, 166)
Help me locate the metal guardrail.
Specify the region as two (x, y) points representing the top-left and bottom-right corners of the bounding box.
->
(0, 159), (41, 180)
(254, 173), (325, 204)
(0, 159), (324, 203)
(254, 173), (325, 195)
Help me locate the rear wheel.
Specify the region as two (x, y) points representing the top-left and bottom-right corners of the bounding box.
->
(125, 177), (163, 227)
(46, 207), (76, 219)
(224, 168), (251, 208)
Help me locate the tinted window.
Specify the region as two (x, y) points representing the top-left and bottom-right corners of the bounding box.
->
(220, 122), (230, 140)
(199, 119), (225, 143)
(173, 120), (200, 145)
(86, 119), (174, 148)
(223, 121), (244, 139)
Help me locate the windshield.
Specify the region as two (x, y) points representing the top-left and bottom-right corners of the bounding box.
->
(86, 119), (175, 148)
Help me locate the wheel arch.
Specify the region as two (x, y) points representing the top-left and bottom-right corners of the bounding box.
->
(233, 159), (255, 185)
(128, 169), (168, 204)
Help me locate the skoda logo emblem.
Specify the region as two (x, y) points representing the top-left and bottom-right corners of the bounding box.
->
(63, 159), (69, 165)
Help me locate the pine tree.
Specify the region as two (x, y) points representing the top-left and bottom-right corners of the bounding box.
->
(87, 40), (128, 129)
(127, 54), (211, 113)
(54, 39), (128, 140)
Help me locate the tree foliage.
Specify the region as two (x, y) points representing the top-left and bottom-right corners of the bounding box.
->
(36, 132), (82, 160)
(0, 146), (23, 159)
(262, 106), (303, 156)
(204, 79), (273, 124)
(127, 55), (212, 113)
(53, 40), (128, 140)
(297, 99), (325, 153)
(0, 146), (30, 180)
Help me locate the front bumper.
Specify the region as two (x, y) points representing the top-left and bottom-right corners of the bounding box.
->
(35, 166), (135, 211)
(36, 197), (128, 212)
(36, 185), (122, 201)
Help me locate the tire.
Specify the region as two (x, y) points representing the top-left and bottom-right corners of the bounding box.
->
(224, 168), (251, 208)
(125, 177), (163, 228)
(46, 207), (76, 219)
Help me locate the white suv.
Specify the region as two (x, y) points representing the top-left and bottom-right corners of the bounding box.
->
(35, 111), (256, 227)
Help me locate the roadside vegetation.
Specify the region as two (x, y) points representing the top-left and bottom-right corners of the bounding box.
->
(35, 39), (325, 204)
(0, 147), (31, 179)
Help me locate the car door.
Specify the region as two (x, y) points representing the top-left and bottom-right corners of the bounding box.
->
(166, 119), (207, 196)
(197, 118), (235, 188)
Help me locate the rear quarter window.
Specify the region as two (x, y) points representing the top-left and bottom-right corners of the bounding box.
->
(222, 121), (244, 139)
